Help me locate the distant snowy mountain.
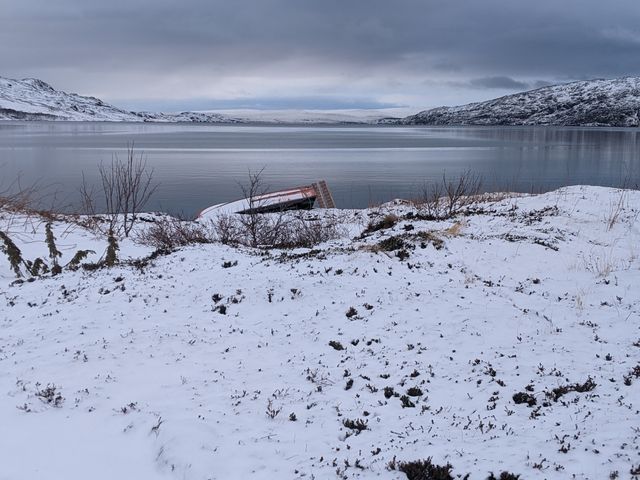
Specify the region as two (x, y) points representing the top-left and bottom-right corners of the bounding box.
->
(0, 75), (408, 124)
(0, 77), (144, 121)
(136, 110), (242, 123)
(0, 76), (240, 123)
(8, 74), (640, 127)
(400, 77), (640, 127)
(207, 108), (413, 124)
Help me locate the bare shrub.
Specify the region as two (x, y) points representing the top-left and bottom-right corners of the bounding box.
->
(417, 170), (483, 219)
(0, 183), (33, 214)
(136, 168), (343, 250)
(136, 216), (216, 250)
(236, 167), (271, 247)
(605, 189), (628, 230)
(582, 250), (618, 277)
(279, 213), (343, 248)
(0, 173), (66, 237)
(211, 213), (243, 246)
(208, 211), (342, 249)
(80, 144), (158, 237)
(138, 211), (342, 251)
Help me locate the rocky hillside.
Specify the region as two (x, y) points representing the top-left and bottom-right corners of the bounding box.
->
(0, 76), (395, 124)
(401, 77), (640, 127)
(0, 77), (144, 121)
(0, 76), (239, 122)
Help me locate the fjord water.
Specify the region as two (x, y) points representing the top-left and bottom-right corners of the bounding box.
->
(1, 121), (639, 216)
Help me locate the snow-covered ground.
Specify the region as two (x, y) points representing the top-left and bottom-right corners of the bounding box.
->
(1, 186), (639, 479)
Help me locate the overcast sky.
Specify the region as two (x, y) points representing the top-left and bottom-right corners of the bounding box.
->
(2, 0), (640, 112)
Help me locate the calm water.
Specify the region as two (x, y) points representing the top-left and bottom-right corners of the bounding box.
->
(1, 121), (639, 216)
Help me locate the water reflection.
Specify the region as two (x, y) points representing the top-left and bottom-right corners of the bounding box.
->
(0, 122), (638, 216)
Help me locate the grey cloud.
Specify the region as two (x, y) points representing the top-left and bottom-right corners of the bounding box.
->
(531, 80), (554, 89)
(468, 77), (529, 90)
(1, 0), (640, 108)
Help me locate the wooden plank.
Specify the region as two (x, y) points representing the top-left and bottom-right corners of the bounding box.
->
(313, 180), (336, 208)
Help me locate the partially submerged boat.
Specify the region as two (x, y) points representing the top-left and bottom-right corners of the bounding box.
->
(197, 180), (335, 220)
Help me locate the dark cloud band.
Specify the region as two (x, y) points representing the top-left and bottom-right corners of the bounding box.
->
(2, 0), (639, 109)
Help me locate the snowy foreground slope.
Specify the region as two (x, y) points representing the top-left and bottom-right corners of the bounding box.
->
(1, 186), (639, 479)
(401, 77), (640, 127)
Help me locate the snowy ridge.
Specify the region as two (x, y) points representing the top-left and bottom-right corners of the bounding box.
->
(401, 77), (640, 127)
(0, 76), (407, 124)
(205, 108), (414, 124)
(1, 186), (639, 478)
(0, 77), (142, 121)
(0, 76), (240, 123)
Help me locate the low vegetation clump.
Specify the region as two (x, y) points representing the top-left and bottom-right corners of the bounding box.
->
(376, 235), (408, 252)
(345, 306), (358, 318)
(415, 231), (445, 249)
(222, 212), (344, 249)
(342, 418), (368, 433)
(35, 384), (64, 407)
(136, 217), (216, 250)
(487, 472), (521, 480)
(622, 364), (640, 386)
(406, 386), (423, 397)
(512, 391), (537, 406)
(388, 457), (455, 480)
(400, 395), (415, 408)
(140, 211), (343, 250)
(361, 213), (399, 236)
(546, 377), (596, 402)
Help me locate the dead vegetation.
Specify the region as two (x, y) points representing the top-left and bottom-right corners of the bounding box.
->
(415, 170), (483, 220)
(388, 457), (456, 480)
(139, 169), (344, 250)
(546, 377), (596, 402)
(79, 143), (158, 238)
(361, 213), (399, 235)
(0, 221), (102, 279)
(135, 216), (216, 250)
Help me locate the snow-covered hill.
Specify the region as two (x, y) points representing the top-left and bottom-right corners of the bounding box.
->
(0, 77), (144, 121)
(401, 77), (640, 127)
(5, 74), (640, 126)
(0, 76), (241, 123)
(1, 186), (639, 479)
(0, 76), (407, 124)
